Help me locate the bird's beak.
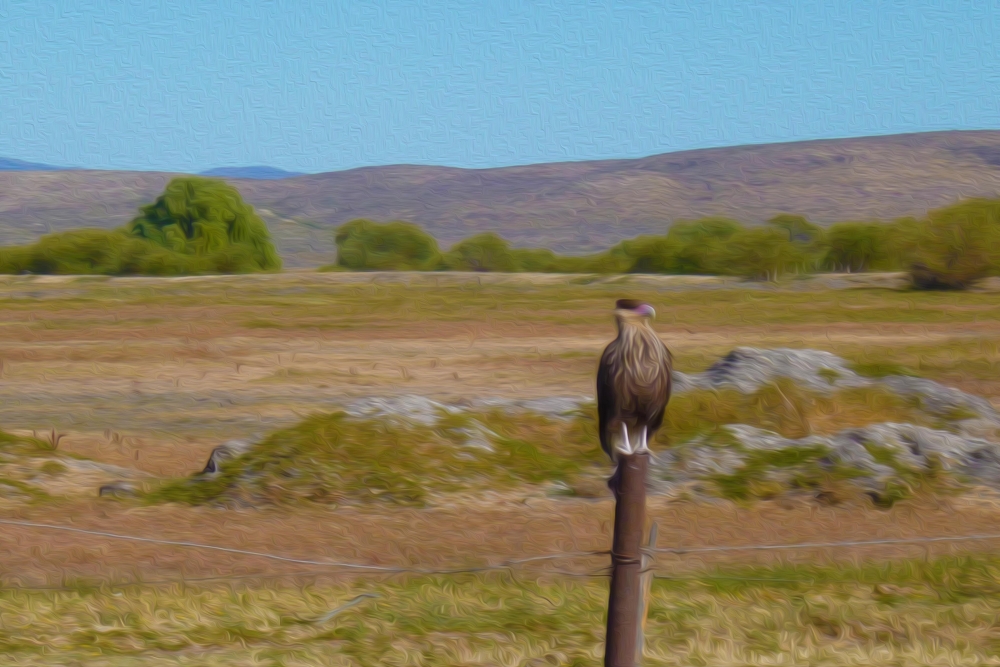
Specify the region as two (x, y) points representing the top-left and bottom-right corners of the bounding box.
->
(636, 304), (655, 318)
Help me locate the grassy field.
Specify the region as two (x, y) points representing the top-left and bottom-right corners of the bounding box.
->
(2, 271), (1000, 664)
(7, 554), (1000, 666)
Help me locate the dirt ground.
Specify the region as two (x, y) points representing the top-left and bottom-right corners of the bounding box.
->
(2, 271), (1000, 586)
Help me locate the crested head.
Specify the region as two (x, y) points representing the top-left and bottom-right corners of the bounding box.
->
(615, 299), (655, 318)
(614, 299), (656, 330)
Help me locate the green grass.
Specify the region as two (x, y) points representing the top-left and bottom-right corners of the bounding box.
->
(142, 380), (957, 509)
(145, 409), (607, 507)
(664, 380), (930, 443)
(0, 428), (55, 456)
(6, 277), (1000, 327)
(851, 360), (920, 378)
(7, 554), (1000, 665)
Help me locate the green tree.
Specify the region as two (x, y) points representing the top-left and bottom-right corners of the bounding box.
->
(334, 220), (443, 271)
(720, 227), (808, 281)
(823, 222), (894, 272)
(908, 199), (1000, 289)
(443, 233), (520, 271)
(511, 247), (561, 272)
(666, 217), (744, 274)
(604, 234), (682, 274)
(128, 176), (281, 271)
(767, 214), (823, 245)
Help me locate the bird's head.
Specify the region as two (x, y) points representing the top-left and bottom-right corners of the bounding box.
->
(614, 299), (656, 328)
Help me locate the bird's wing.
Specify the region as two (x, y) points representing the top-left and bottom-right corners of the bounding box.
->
(596, 344), (617, 459)
(646, 341), (674, 436)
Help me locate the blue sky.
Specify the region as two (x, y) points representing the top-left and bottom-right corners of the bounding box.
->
(1, 0), (997, 173)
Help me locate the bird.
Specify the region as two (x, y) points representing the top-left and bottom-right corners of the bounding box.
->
(596, 299), (673, 489)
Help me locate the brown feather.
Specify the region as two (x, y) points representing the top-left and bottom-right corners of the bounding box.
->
(597, 305), (673, 461)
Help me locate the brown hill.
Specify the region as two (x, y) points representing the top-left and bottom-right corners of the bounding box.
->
(2, 130), (1000, 268)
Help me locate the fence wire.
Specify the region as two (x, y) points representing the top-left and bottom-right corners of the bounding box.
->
(4, 518), (1000, 591)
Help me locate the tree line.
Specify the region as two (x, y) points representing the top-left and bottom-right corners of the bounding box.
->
(2, 175), (999, 289)
(329, 199), (1000, 289)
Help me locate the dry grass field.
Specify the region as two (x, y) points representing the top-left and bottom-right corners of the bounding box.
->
(4, 270), (1000, 665)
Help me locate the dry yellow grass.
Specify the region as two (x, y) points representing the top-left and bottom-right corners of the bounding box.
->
(3, 271), (1000, 663)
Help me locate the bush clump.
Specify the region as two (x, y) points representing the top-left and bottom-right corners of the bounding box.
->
(0, 177), (281, 276)
(907, 199), (1000, 290)
(127, 176), (281, 271)
(327, 197), (1000, 289)
(333, 220), (444, 271)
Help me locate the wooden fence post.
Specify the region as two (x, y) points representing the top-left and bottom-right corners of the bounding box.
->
(635, 522), (657, 664)
(604, 452), (649, 667)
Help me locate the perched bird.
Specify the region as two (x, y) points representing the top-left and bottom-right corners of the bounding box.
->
(596, 299), (673, 472)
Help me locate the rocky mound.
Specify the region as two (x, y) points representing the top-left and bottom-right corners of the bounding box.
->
(154, 347), (1000, 508)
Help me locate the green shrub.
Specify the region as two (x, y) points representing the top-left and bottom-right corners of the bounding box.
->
(907, 199), (1000, 290)
(334, 219), (444, 271)
(0, 229), (196, 276)
(127, 176), (281, 271)
(443, 233), (521, 271)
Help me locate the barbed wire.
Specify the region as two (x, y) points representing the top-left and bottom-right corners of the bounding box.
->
(0, 518), (607, 575)
(5, 518), (1000, 592)
(650, 533), (1000, 555)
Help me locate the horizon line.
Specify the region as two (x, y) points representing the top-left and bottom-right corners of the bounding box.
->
(3, 127), (998, 177)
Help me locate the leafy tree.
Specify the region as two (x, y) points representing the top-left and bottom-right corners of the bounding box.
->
(908, 199), (1000, 289)
(128, 176), (281, 271)
(443, 233), (520, 271)
(604, 235), (682, 274)
(766, 214), (827, 272)
(823, 222), (894, 272)
(719, 227), (808, 281)
(767, 214), (823, 245)
(666, 218), (744, 274)
(511, 247), (561, 272)
(334, 220), (443, 271)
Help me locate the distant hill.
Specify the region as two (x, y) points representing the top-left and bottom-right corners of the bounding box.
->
(200, 166), (305, 180)
(3, 130), (1000, 267)
(0, 157), (66, 171)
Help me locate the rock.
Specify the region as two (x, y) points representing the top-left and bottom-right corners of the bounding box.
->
(670, 370), (701, 393)
(452, 423), (497, 451)
(693, 347), (870, 394)
(881, 375), (1000, 421)
(466, 396), (591, 420)
(709, 421), (1000, 484)
(202, 439), (252, 474)
(98, 481), (137, 498)
(836, 423), (1000, 477)
(658, 444), (746, 478)
(669, 348), (1000, 428)
(645, 415), (1000, 502)
(344, 395), (458, 425)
